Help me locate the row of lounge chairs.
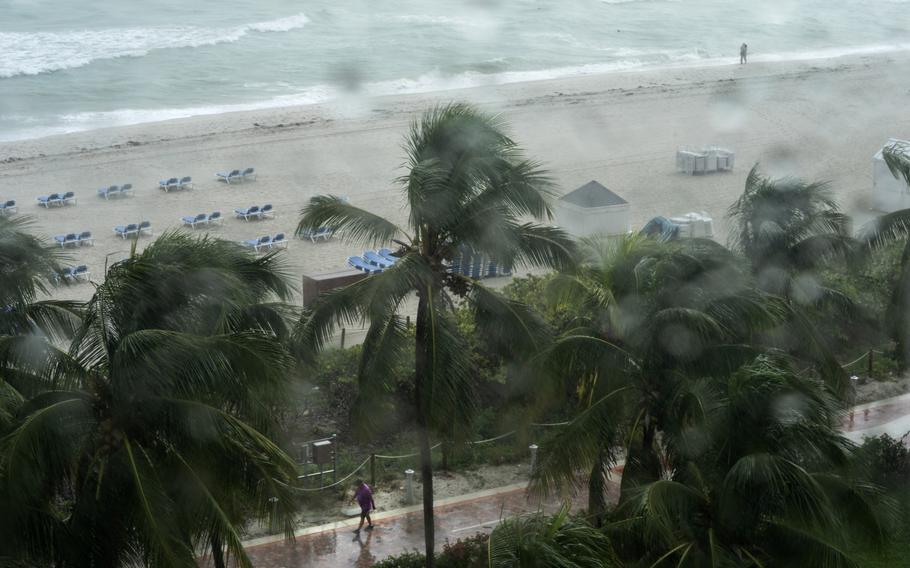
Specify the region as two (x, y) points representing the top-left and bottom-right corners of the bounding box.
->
(57, 265), (90, 283)
(159, 177), (194, 192)
(298, 226), (334, 243)
(181, 211), (223, 228)
(216, 168), (256, 184)
(348, 248), (399, 274)
(113, 222), (152, 239)
(37, 192), (77, 207)
(97, 184), (134, 199)
(0, 200), (16, 215)
(234, 203), (275, 221)
(53, 231), (94, 248)
(242, 233), (288, 252)
(450, 248), (512, 279)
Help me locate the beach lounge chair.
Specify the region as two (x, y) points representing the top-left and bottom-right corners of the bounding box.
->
(315, 226), (334, 241)
(159, 178), (179, 192)
(138, 221), (152, 235)
(62, 191), (77, 206)
(234, 205), (260, 221)
(243, 235), (271, 252)
(59, 267), (76, 281)
(120, 183), (134, 196)
(0, 200), (16, 215)
(348, 256), (382, 274)
(37, 193), (62, 208)
(259, 203), (274, 219)
(181, 213), (207, 228)
(207, 211), (223, 225)
(378, 248), (399, 262)
(241, 167), (257, 182)
(363, 251), (395, 268)
(97, 185), (118, 199)
(216, 169), (242, 183)
(113, 223), (139, 239)
(270, 233), (288, 249)
(72, 265), (90, 282)
(54, 233), (79, 248)
(178, 176), (193, 190)
(77, 231), (94, 246)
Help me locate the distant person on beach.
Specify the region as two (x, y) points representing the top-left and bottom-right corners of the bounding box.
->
(352, 479), (376, 533)
(740, 43), (748, 64)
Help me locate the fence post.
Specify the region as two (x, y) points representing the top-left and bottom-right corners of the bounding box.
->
(370, 454), (376, 486)
(529, 444), (539, 475)
(404, 469), (415, 505)
(268, 496), (279, 534)
(406, 315), (411, 329)
(868, 349), (874, 378)
(340, 328), (346, 349)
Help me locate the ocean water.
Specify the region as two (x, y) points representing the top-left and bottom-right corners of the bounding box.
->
(1, 0), (908, 142)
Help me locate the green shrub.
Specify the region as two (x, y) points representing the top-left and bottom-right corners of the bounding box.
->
(857, 434), (910, 488)
(373, 534), (488, 568)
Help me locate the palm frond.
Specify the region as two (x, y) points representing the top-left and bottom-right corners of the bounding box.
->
(297, 195), (403, 246)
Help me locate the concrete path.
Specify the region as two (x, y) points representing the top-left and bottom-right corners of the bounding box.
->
(205, 482), (601, 568)
(208, 393), (909, 567)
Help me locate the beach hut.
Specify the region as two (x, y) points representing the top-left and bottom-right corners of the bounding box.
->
(873, 139), (910, 212)
(555, 180), (630, 238)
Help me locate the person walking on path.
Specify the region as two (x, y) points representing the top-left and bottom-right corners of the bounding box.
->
(740, 43), (748, 64)
(352, 479), (376, 533)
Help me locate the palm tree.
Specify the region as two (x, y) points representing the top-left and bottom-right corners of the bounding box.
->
(489, 505), (620, 567)
(861, 141), (910, 369)
(727, 166), (860, 394)
(532, 234), (781, 520)
(0, 215), (80, 340)
(295, 103), (575, 565)
(0, 233), (300, 567)
(607, 356), (892, 567)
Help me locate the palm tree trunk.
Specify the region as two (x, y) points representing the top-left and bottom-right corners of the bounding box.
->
(211, 532), (226, 568)
(414, 291), (436, 566)
(619, 420), (661, 504)
(587, 448), (608, 527)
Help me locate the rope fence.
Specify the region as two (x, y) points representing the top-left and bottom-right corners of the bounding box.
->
(296, 422), (567, 493)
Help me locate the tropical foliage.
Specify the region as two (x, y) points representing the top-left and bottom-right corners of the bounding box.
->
(296, 102), (575, 565)
(0, 233), (300, 567)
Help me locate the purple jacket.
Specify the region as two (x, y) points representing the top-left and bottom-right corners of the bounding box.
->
(355, 484), (375, 511)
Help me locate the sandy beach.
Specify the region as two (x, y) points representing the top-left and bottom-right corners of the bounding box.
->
(3, 52), (909, 303)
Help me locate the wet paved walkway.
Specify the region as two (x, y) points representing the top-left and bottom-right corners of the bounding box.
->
(208, 394), (910, 567)
(208, 482), (601, 568)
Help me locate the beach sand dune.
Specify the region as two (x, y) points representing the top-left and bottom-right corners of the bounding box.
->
(2, 53), (909, 303)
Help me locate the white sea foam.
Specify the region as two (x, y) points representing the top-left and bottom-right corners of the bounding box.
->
(0, 13), (309, 78)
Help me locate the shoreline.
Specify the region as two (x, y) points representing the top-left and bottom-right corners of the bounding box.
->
(1, 50), (904, 161)
(2, 50), (909, 303)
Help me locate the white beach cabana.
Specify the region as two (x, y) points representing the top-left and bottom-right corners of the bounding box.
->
(555, 180), (630, 238)
(873, 138), (910, 212)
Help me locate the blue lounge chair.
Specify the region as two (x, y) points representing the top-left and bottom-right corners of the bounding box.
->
(59, 267), (76, 281)
(348, 256), (382, 274)
(216, 169), (241, 183)
(72, 265), (90, 281)
(138, 221), (152, 235)
(37, 193), (62, 208)
(178, 176), (193, 190)
(259, 203), (274, 218)
(0, 200), (16, 215)
(207, 211), (223, 225)
(54, 233), (79, 248)
(363, 251), (395, 268)
(113, 223), (139, 238)
(270, 233), (288, 249)
(378, 248), (399, 262)
(98, 185), (118, 199)
(243, 235), (271, 252)
(120, 183), (134, 196)
(62, 191), (77, 206)
(315, 226), (334, 241)
(159, 178), (179, 192)
(77, 231), (94, 246)
(181, 213), (207, 228)
(234, 205), (260, 221)
(241, 167), (256, 181)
